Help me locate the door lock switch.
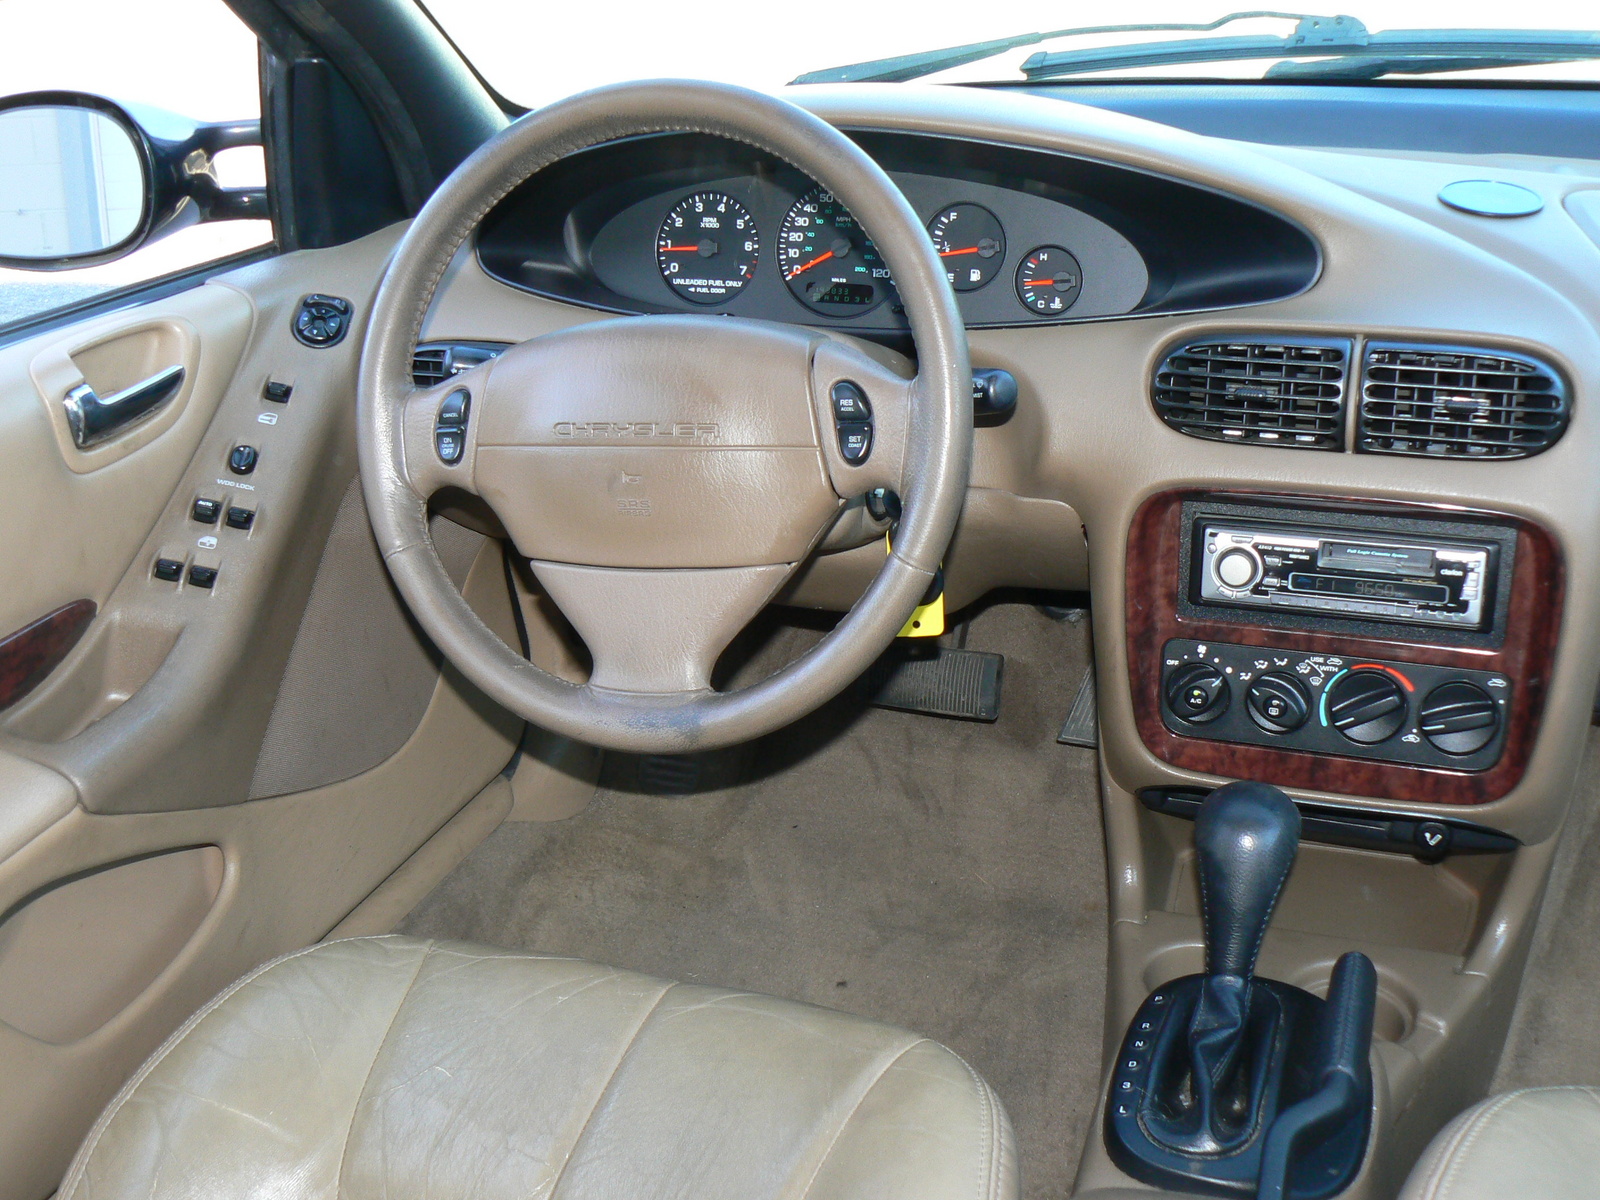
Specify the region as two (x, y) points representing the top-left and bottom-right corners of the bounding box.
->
(191, 497), (222, 524)
(225, 506), (255, 530)
(229, 444), (259, 474)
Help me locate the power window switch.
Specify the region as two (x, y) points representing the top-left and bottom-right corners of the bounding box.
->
(225, 506), (255, 530)
(153, 557), (184, 582)
(191, 497), (223, 524)
(187, 564), (218, 589)
(262, 380), (292, 403)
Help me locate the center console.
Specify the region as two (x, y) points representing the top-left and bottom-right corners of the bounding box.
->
(1127, 491), (1562, 805)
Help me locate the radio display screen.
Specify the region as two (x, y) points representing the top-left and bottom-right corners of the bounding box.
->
(1286, 573), (1451, 603)
(1317, 541), (1435, 576)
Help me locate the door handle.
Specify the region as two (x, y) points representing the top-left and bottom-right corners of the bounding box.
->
(63, 364), (186, 448)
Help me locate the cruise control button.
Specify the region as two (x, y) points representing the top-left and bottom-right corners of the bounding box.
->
(435, 431), (465, 464)
(437, 388), (470, 428)
(837, 423), (872, 464)
(225, 506), (255, 530)
(830, 380), (871, 422)
(191, 497), (222, 524)
(228, 444), (259, 475)
(187, 565), (218, 589)
(153, 557), (184, 582)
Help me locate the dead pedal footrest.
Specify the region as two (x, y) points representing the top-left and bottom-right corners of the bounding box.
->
(864, 646), (1003, 722)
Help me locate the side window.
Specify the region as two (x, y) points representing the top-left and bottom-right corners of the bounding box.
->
(0, 0), (272, 330)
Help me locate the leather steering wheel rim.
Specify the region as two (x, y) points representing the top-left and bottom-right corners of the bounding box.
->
(357, 80), (971, 753)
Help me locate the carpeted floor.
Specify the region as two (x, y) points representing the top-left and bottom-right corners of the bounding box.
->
(401, 597), (1109, 1199)
(1493, 727), (1600, 1091)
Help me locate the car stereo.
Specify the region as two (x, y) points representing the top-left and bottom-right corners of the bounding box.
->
(1196, 521), (1497, 631)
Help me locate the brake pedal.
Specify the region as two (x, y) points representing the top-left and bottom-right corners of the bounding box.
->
(865, 645), (1003, 722)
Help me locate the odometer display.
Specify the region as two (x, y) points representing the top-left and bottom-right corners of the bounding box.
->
(656, 192), (758, 304)
(778, 188), (891, 317)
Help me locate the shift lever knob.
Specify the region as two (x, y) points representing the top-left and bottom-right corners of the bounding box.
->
(1194, 781), (1301, 979)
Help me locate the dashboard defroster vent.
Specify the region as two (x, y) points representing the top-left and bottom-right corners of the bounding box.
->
(1356, 344), (1569, 459)
(411, 340), (511, 388)
(1152, 338), (1350, 450)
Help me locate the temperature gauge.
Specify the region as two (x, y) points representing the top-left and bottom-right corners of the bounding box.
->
(1015, 245), (1082, 316)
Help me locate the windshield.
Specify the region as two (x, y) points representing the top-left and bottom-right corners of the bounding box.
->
(424, 1), (1600, 109)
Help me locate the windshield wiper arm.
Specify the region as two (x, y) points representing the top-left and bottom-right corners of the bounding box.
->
(1265, 53), (1562, 80)
(790, 11), (1324, 85)
(1021, 16), (1600, 80)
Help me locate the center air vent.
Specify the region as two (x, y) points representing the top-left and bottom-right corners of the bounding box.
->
(1357, 343), (1568, 459)
(411, 340), (510, 387)
(1152, 338), (1350, 450)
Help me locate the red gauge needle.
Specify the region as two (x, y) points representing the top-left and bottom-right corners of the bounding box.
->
(659, 245), (701, 252)
(939, 246), (981, 257)
(786, 249), (835, 279)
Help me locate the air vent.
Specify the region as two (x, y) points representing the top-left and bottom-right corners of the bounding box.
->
(1357, 343), (1568, 459)
(1152, 338), (1350, 450)
(411, 340), (510, 387)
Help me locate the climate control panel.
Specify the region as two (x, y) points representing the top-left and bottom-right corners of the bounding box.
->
(1160, 639), (1510, 771)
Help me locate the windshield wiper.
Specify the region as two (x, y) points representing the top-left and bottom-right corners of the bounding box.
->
(790, 11), (1324, 85)
(1264, 54), (1561, 80)
(1020, 16), (1600, 80)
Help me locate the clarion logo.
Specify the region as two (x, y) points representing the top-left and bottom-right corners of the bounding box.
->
(553, 421), (720, 440)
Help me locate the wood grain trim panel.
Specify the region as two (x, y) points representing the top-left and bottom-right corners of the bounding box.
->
(0, 600), (95, 711)
(1126, 491), (1562, 805)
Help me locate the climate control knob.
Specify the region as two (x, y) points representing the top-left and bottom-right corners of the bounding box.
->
(1326, 669), (1409, 744)
(1418, 681), (1500, 755)
(1165, 663), (1230, 724)
(1245, 672), (1310, 733)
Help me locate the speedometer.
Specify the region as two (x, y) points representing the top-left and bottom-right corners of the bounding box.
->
(656, 192), (758, 304)
(778, 188), (891, 317)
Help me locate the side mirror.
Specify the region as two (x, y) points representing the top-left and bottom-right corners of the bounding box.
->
(0, 90), (266, 271)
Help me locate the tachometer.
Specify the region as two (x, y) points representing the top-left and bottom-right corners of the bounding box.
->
(778, 188), (891, 317)
(929, 203), (1005, 291)
(656, 192), (758, 304)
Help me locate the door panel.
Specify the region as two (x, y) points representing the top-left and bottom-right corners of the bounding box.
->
(0, 223), (526, 1199)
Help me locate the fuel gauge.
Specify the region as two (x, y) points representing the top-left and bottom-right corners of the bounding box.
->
(928, 203), (1005, 292)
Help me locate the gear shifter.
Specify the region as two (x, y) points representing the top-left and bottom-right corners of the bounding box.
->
(1105, 781), (1377, 1199)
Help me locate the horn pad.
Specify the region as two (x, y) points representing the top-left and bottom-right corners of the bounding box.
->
(472, 316), (840, 569)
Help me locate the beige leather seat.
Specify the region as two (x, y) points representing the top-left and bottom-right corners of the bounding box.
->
(59, 936), (1016, 1200)
(1399, 1086), (1600, 1199)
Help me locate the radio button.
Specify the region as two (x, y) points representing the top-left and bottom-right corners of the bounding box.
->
(1419, 682), (1500, 755)
(1246, 672), (1310, 733)
(1327, 670), (1409, 744)
(1215, 547), (1261, 590)
(1165, 663), (1230, 724)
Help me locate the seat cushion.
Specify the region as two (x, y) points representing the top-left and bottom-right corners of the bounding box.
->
(60, 935), (1016, 1200)
(1399, 1086), (1600, 1200)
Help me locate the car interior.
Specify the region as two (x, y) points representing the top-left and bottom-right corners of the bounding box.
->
(5, 3), (1600, 1198)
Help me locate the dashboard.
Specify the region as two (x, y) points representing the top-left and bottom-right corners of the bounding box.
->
(473, 130), (1320, 333)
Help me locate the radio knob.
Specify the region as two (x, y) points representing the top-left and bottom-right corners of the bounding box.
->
(1165, 662), (1230, 724)
(1245, 672), (1310, 733)
(1214, 547), (1261, 590)
(1326, 669), (1409, 744)
(1418, 681), (1500, 755)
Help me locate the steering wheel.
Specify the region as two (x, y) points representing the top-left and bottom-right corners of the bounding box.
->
(358, 80), (971, 753)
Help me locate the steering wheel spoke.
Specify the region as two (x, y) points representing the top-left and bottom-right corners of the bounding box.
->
(531, 561), (794, 694)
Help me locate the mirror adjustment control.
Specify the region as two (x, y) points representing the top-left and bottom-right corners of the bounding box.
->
(292, 294), (352, 347)
(153, 557), (183, 582)
(1419, 681), (1500, 755)
(1245, 672), (1310, 733)
(1326, 669), (1408, 744)
(228, 444), (258, 475)
(191, 497), (222, 524)
(1165, 662), (1230, 724)
(225, 506), (255, 531)
(187, 564), (218, 589)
